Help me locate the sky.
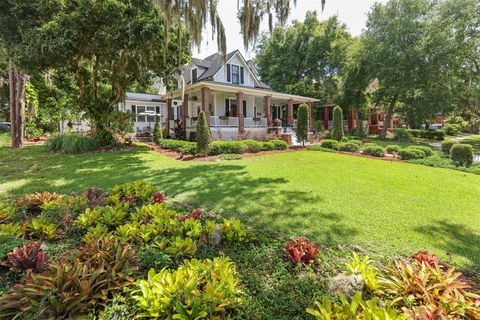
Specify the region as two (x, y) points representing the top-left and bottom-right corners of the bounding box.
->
(195, 0), (388, 59)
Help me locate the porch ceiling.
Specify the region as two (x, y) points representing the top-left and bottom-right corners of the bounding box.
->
(163, 81), (320, 104)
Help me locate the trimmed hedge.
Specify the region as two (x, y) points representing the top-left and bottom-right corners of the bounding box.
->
(398, 148), (426, 160)
(362, 144), (385, 157)
(45, 134), (100, 154)
(320, 139), (339, 150)
(408, 146), (433, 157)
(406, 129), (445, 141)
(450, 144), (474, 166)
(393, 129), (413, 142)
(307, 145), (336, 152)
(441, 140), (457, 154)
(385, 145), (401, 154)
(338, 142), (360, 152)
(159, 139), (196, 154)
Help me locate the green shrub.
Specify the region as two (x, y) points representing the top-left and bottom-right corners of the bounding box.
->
(153, 116), (163, 145)
(132, 257), (242, 319)
(408, 145), (433, 157)
(296, 104), (309, 146)
(218, 154), (242, 161)
(261, 141), (276, 151)
(441, 140), (457, 154)
(331, 106), (344, 141)
(321, 139), (339, 150)
(385, 145), (401, 154)
(45, 134), (100, 154)
(196, 111), (211, 156)
(398, 148), (426, 160)
(110, 181), (155, 205)
(0, 233), (27, 260)
(242, 140), (263, 153)
(211, 141), (247, 155)
(443, 123), (459, 135)
(159, 139), (196, 154)
(462, 136), (480, 145)
(362, 144), (385, 157)
(270, 139), (288, 150)
(307, 145), (336, 152)
(138, 244), (173, 272)
(393, 129), (413, 142)
(221, 218), (256, 243)
(450, 144), (474, 166)
(338, 142), (360, 152)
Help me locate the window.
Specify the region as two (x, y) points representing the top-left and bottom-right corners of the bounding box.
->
(192, 68), (198, 83)
(131, 105), (136, 113)
(253, 106), (257, 117)
(136, 115), (146, 122)
(146, 106), (155, 113)
(147, 116), (156, 123)
(231, 65), (239, 84)
(137, 106), (146, 113)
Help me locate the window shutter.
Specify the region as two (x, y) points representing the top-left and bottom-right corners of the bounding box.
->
(131, 105), (136, 113)
(156, 106), (160, 114)
(243, 100), (247, 116)
(227, 64), (231, 82)
(240, 67), (244, 84)
(225, 99), (230, 116)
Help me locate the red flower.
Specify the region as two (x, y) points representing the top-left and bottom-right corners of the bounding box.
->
(152, 192), (166, 203)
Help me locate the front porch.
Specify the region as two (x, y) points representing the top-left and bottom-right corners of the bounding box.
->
(164, 82), (319, 141)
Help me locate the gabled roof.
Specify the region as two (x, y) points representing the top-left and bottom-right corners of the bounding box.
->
(125, 92), (164, 102)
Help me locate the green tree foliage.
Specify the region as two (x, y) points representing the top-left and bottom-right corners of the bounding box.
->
(255, 12), (351, 99)
(331, 106), (344, 141)
(296, 104), (308, 146)
(195, 111), (211, 156)
(153, 116), (163, 145)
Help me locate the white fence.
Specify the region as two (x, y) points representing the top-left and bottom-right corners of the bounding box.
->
(244, 117), (267, 128)
(210, 116), (239, 127)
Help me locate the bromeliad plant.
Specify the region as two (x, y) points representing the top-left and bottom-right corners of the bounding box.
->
(285, 237), (319, 266)
(132, 257), (242, 319)
(110, 181), (155, 206)
(4, 242), (47, 273)
(16, 192), (61, 215)
(345, 252), (379, 291)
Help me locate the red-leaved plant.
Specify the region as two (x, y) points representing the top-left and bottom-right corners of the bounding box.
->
(152, 192), (166, 204)
(413, 251), (440, 268)
(5, 242), (48, 273)
(285, 237), (319, 265)
(178, 208), (202, 222)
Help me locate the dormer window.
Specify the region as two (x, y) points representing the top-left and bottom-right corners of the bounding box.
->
(192, 68), (198, 83)
(227, 63), (244, 85)
(232, 65), (239, 84)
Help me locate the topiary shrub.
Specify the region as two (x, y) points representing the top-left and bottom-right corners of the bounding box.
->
(196, 111), (211, 156)
(296, 104), (309, 146)
(321, 139), (339, 150)
(443, 124), (459, 135)
(331, 106), (344, 141)
(153, 116), (163, 145)
(241, 140), (263, 153)
(408, 145), (433, 157)
(398, 148), (426, 160)
(393, 129), (413, 142)
(159, 139), (196, 154)
(307, 145), (336, 152)
(210, 141), (247, 155)
(385, 145), (401, 154)
(362, 144), (385, 157)
(338, 142), (360, 152)
(450, 144), (474, 166)
(270, 139), (288, 150)
(441, 140), (457, 154)
(261, 142), (276, 151)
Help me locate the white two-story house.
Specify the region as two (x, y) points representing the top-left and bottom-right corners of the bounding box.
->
(162, 50), (319, 141)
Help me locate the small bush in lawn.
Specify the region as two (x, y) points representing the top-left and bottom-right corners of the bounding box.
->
(262, 141), (276, 151)
(443, 123), (459, 135)
(270, 139), (288, 150)
(398, 148), (426, 160)
(218, 154), (242, 161)
(331, 106), (344, 141)
(441, 140), (457, 154)
(450, 144), (474, 166)
(159, 139), (196, 154)
(307, 145), (336, 152)
(385, 145), (401, 154)
(45, 133), (100, 154)
(393, 128), (413, 142)
(284, 237), (319, 266)
(361, 144), (385, 157)
(196, 111), (211, 156)
(408, 145), (433, 157)
(338, 142), (360, 152)
(321, 139), (339, 150)
(153, 116), (163, 145)
(242, 139), (263, 153)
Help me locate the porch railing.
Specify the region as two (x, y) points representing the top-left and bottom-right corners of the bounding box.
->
(244, 117), (267, 128)
(210, 116), (238, 127)
(186, 118), (198, 128)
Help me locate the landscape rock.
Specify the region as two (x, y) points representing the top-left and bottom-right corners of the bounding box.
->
(328, 273), (364, 298)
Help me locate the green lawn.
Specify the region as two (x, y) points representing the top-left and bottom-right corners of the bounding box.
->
(1, 144), (479, 269)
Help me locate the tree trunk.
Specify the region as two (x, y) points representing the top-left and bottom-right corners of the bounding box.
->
(355, 108), (362, 136)
(380, 94), (399, 137)
(16, 72), (27, 147)
(8, 57), (18, 147)
(8, 57), (27, 148)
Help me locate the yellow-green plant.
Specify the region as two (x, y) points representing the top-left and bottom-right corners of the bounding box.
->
(77, 203), (129, 229)
(345, 252), (379, 291)
(132, 257), (242, 319)
(221, 218), (255, 243)
(24, 218), (58, 241)
(82, 224), (110, 245)
(131, 203), (176, 224)
(110, 181), (155, 204)
(0, 223), (23, 237)
(155, 236), (197, 258)
(179, 218), (202, 239)
(0, 204), (16, 223)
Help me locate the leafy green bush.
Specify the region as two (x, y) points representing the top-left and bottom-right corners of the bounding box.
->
(138, 245), (173, 272)
(408, 145), (433, 157)
(321, 139), (339, 150)
(261, 141), (276, 151)
(159, 139), (196, 154)
(398, 148), (426, 160)
(385, 145), (401, 154)
(132, 257), (242, 319)
(307, 145), (336, 152)
(462, 136), (480, 145)
(393, 128), (413, 142)
(218, 153), (242, 160)
(361, 144), (385, 157)
(221, 218), (256, 243)
(443, 123), (459, 135)
(405, 129), (445, 141)
(110, 181), (155, 205)
(441, 140), (457, 154)
(45, 134), (100, 154)
(211, 141), (247, 155)
(450, 144), (474, 166)
(331, 106), (344, 141)
(241, 139), (263, 153)
(338, 142), (360, 152)
(270, 139), (288, 150)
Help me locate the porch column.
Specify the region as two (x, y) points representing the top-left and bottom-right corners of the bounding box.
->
(324, 107), (329, 130)
(182, 93), (188, 134)
(348, 108), (355, 132)
(236, 92), (244, 134)
(287, 99), (294, 127)
(307, 101), (313, 132)
(264, 96), (272, 126)
(201, 87), (210, 124)
(166, 99), (172, 135)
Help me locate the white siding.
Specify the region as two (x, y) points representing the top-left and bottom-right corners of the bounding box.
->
(213, 52), (257, 88)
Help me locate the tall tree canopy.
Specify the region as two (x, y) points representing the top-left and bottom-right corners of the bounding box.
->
(255, 12), (351, 100)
